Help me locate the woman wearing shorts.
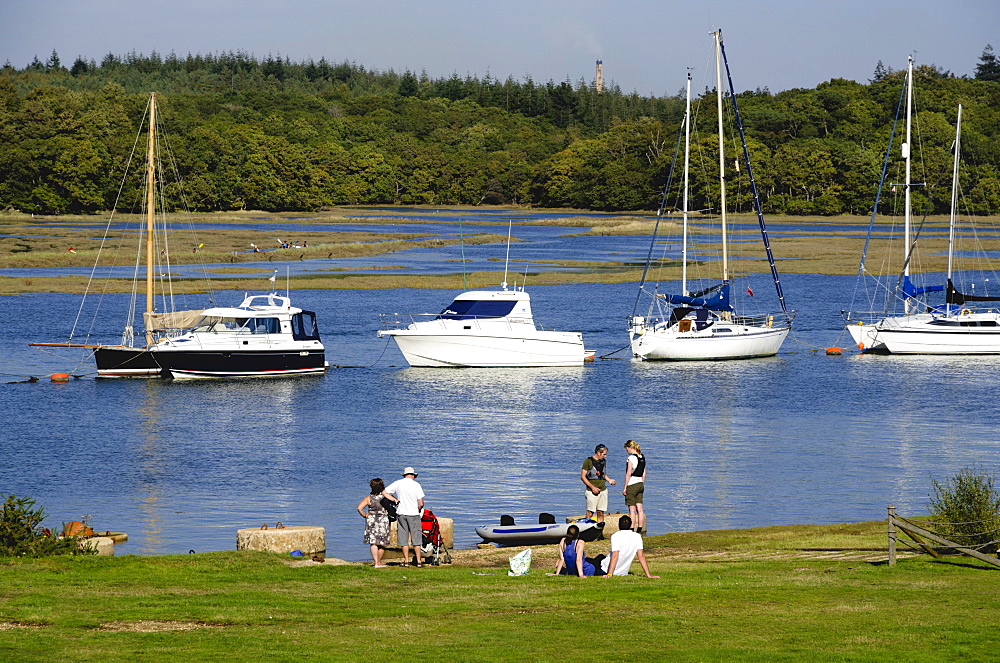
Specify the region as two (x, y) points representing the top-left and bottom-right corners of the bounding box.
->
(622, 439), (646, 533)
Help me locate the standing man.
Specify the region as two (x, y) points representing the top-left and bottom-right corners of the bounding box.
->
(382, 467), (425, 567)
(601, 515), (659, 578)
(581, 444), (616, 524)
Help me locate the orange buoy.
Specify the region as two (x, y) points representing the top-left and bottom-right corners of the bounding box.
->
(63, 521), (94, 537)
(51, 373), (70, 382)
(825, 347), (843, 356)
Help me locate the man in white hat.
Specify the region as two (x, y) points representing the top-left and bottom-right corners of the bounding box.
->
(382, 467), (425, 566)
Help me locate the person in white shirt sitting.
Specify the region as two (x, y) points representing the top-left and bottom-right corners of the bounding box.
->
(600, 515), (659, 578)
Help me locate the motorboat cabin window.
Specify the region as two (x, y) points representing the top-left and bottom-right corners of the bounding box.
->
(249, 318), (280, 334)
(197, 316), (278, 333)
(291, 311), (321, 341)
(436, 299), (517, 320)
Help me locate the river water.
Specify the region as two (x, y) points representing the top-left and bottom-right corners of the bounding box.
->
(2, 271), (998, 561)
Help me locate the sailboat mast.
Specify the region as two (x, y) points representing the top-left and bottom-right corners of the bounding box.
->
(145, 93), (157, 346)
(682, 72), (691, 295)
(714, 30), (729, 280)
(502, 219), (511, 290)
(903, 57), (913, 312)
(948, 104), (962, 282)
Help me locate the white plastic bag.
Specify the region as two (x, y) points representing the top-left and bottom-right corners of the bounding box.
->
(508, 548), (532, 576)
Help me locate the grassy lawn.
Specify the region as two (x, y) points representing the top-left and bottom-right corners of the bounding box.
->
(1, 521), (996, 661)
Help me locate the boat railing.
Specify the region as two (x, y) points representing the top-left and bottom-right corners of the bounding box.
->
(731, 311), (796, 328)
(379, 313), (534, 332)
(841, 310), (888, 325)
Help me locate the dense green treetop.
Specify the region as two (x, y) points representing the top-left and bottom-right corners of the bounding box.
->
(0, 49), (997, 215)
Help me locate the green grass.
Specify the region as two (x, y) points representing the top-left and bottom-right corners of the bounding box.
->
(1, 522), (997, 661)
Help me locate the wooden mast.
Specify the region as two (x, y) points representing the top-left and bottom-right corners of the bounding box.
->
(145, 93), (156, 346)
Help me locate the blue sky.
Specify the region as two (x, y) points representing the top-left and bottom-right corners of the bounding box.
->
(3, 0), (997, 95)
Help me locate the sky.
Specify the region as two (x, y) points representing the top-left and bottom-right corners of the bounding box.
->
(2, 0), (997, 96)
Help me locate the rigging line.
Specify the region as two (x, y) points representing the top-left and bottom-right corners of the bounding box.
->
(71, 100), (148, 344)
(886, 208), (934, 314)
(718, 35), (788, 318)
(597, 343), (632, 359)
(159, 118), (215, 308)
(365, 335), (395, 367)
(633, 108), (685, 317)
(849, 75), (907, 311)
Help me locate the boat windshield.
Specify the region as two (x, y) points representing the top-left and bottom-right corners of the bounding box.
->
(195, 316), (280, 333)
(436, 299), (517, 320)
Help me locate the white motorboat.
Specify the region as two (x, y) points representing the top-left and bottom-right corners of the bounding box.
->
(628, 31), (793, 361)
(378, 287), (590, 367)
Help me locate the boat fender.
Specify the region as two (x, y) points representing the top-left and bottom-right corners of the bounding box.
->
(51, 373), (70, 382)
(961, 309), (972, 316)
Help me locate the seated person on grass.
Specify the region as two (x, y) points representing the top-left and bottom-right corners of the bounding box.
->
(600, 515), (659, 578)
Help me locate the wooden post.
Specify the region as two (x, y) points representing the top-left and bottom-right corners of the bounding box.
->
(887, 504), (896, 567)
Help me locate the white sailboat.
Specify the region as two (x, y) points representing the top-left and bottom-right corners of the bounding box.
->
(628, 30), (793, 361)
(875, 104), (1000, 354)
(844, 56), (944, 353)
(31, 93), (327, 378)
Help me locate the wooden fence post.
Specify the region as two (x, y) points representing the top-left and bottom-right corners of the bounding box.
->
(887, 504), (896, 567)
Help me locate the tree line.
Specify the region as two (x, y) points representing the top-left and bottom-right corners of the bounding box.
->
(1, 47), (998, 216)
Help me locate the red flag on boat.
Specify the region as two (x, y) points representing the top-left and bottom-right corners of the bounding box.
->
(747, 286), (754, 296)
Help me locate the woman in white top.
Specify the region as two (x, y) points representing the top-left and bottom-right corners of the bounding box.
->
(622, 439), (646, 533)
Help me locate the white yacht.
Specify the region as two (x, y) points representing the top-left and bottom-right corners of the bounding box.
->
(628, 31), (792, 361)
(378, 287), (590, 367)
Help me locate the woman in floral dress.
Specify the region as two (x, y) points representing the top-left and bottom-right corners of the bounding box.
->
(357, 477), (391, 567)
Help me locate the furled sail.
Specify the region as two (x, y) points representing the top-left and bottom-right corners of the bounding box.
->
(143, 310), (205, 331)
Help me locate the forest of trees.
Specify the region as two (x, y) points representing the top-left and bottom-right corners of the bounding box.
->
(1, 47), (998, 216)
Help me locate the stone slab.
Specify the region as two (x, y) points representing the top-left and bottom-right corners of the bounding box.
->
(236, 525), (326, 555)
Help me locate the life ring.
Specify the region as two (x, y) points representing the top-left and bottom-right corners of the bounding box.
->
(960, 308), (972, 316)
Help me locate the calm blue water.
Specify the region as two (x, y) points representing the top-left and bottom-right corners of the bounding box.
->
(3, 274), (999, 561)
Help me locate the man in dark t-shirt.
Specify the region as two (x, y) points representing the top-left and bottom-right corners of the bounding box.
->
(581, 444), (616, 523)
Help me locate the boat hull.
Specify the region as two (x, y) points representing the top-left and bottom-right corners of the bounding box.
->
(475, 521), (603, 545)
(630, 324), (789, 361)
(878, 313), (1000, 354)
(846, 322), (889, 353)
(158, 349), (327, 379)
(95, 346), (168, 378)
(95, 347), (326, 379)
(382, 329), (587, 367)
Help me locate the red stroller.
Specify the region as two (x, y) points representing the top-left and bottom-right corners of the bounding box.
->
(421, 508), (452, 565)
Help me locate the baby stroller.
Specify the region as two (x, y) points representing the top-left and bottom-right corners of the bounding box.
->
(421, 508), (452, 565)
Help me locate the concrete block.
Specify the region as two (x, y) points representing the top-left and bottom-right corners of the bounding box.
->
(383, 517), (453, 561)
(236, 525), (325, 555)
(81, 536), (115, 556)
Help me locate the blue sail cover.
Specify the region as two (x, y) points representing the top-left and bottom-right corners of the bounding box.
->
(663, 282), (733, 311)
(902, 275), (944, 299)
